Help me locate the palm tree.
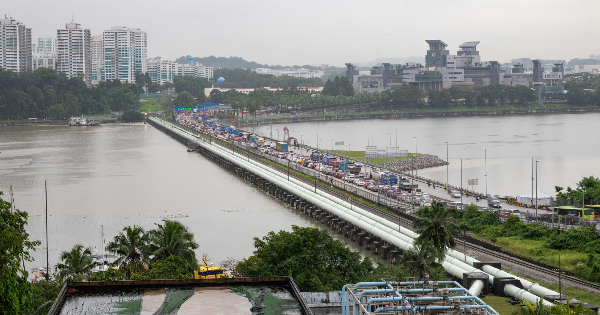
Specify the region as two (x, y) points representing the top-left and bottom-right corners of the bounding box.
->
(55, 244), (98, 282)
(147, 220), (199, 271)
(514, 299), (551, 315)
(413, 200), (458, 258)
(402, 241), (441, 280)
(106, 225), (148, 278)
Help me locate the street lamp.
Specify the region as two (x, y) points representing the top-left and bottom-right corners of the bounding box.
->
(347, 126), (351, 160)
(276, 129), (279, 141)
(414, 137), (418, 177)
(301, 135), (303, 155)
(445, 142), (449, 190)
(483, 147), (487, 197)
(536, 160), (541, 220)
(388, 133), (391, 163)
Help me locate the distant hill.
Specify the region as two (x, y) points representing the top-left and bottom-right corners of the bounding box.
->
(174, 55), (282, 69)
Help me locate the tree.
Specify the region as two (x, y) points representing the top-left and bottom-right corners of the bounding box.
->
(0, 192), (40, 315)
(208, 88), (223, 103)
(339, 76), (355, 97)
(148, 83), (160, 94)
(439, 88), (453, 107)
(106, 225), (148, 279)
(120, 110), (145, 122)
(414, 201), (458, 258)
(146, 220), (199, 271)
(236, 226), (374, 292)
(173, 76), (206, 101)
(55, 244), (98, 282)
(173, 91), (195, 107)
(402, 240), (442, 279)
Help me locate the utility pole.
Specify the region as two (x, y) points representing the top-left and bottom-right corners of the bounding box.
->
(461, 158), (463, 210)
(445, 142), (449, 190)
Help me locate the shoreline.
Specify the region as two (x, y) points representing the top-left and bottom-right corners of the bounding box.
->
(233, 106), (600, 126)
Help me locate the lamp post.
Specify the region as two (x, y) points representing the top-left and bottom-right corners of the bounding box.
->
(414, 137), (418, 177)
(445, 142), (449, 190)
(276, 129), (279, 142)
(347, 126), (351, 159)
(484, 148), (487, 197)
(301, 135), (303, 155)
(388, 133), (391, 163)
(536, 160), (541, 221)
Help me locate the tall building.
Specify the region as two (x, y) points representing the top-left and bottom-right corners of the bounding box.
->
(425, 40), (449, 68)
(103, 26), (147, 83)
(91, 35), (104, 84)
(0, 16), (32, 73)
(56, 22), (91, 85)
(146, 56), (214, 85)
(33, 37), (56, 58)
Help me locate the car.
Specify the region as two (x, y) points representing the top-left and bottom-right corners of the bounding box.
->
(451, 191), (461, 198)
(487, 196), (501, 208)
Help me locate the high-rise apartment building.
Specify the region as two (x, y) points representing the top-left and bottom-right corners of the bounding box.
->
(0, 16), (32, 73)
(56, 22), (91, 85)
(33, 37), (56, 58)
(91, 35), (104, 84)
(103, 26), (147, 83)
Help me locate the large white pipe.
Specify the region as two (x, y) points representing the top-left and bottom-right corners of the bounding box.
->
(469, 280), (484, 297)
(151, 118), (564, 307)
(505, 284), (553, 307)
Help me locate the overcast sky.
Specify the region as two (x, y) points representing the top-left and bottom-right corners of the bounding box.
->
(6, 0), (600, 67)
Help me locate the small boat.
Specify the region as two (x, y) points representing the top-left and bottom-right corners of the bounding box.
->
(69, 115), (100, 126)
(194, 256), (226, 279)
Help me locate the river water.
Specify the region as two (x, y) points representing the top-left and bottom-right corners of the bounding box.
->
(2, 113), (598, 276)
(252, 112), (600, 198)
(2, 124), (381, 276)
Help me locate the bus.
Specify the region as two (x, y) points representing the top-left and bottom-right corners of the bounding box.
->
(555, 206), (594, 219)
(586, 205), (600, 219)
(380, 173), (399, 186)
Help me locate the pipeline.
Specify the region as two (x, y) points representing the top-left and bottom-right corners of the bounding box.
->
(150, 118), (561, 309)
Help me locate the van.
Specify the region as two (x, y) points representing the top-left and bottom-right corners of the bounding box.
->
(447, 202), (464, 210)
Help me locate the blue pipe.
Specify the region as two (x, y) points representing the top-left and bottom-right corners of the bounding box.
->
(368, 295), (482, 304)
(360, 287), (467, 295)
(374, 304), (497, 313)
(341, 284), (348, 315)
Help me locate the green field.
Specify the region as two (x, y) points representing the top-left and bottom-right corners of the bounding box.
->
(480, 295), (520, 315)
(320, 149), (421, 164)
(139, 97), (163, 113)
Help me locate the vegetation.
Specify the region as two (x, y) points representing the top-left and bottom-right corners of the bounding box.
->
(54, 244), (99, 282)
(105, 225), (148, 278)
(235, 225), (447, 291)
(212, 68), (323, 89)
(0, 67), (142, 120)
(146, 220), (199, 271)
(120, 110), (145, 122)
(0, 192), (40, 314)
(555, 176), (600, 205)
(461, 209), (600, 283)
(414, 201), (459, 259)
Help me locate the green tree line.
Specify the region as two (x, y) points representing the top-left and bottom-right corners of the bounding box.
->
(0, 68), (144, 120)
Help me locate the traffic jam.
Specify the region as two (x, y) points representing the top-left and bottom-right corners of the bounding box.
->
(175, 111), (435, 209)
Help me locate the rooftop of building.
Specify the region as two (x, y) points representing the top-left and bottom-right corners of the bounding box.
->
(459, 41), (480, 48)
(49, 277), (311, 315)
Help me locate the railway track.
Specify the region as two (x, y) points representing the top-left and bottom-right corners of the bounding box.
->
(187, 124), (600, 295)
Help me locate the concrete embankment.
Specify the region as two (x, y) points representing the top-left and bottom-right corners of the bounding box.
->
(235, 106), (600, 126)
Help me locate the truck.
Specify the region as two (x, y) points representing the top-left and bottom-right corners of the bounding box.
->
(338, 160), (353, 171)
(322, 156), (337, 165)
(348, 165), (361, 175)
(257, 137), (265, 146)
(276, 142), (288, 152)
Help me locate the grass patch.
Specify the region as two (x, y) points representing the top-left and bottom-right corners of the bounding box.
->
(321, 150), (421, 165)
(485, 236), (588, 271)
(480, 295), (519, 315)
(139, 97), (163, 113)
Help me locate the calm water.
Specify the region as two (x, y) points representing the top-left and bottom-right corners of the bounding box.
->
(2, 124), (376, 276)
(253, 112), (600, 198)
